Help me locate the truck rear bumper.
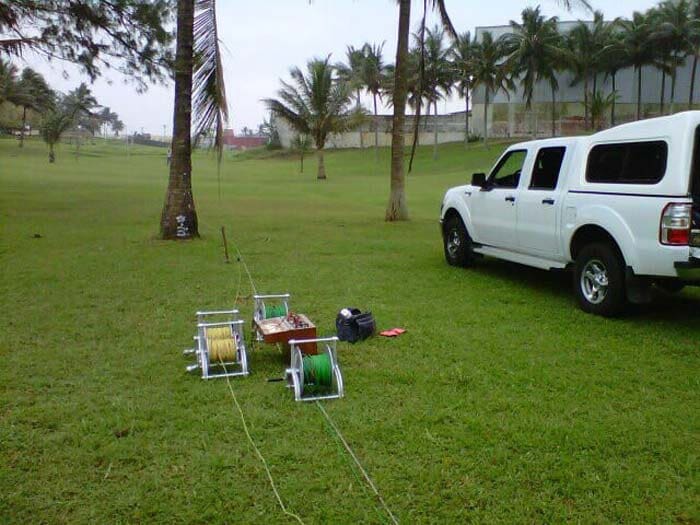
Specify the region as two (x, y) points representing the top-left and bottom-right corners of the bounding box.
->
(674, 257), (700, 281)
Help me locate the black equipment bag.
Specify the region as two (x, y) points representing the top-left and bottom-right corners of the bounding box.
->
(336, 308), (376, 343)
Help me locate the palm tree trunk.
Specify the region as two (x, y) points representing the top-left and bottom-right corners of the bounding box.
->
(659, 70), (666, 115)
(300, 151), (304, 173)
(160, 0), (198, 239)
(464, 84), (469, 148)
(583, 75), (589, 130)
(385, 0), (410, 222)
(433, 100), (438, 161)
(48, 142), (55, 163)
(19, 106), (26, 148)
(316, 148), (326, 180)
(483, 87), (489, 147)
(636, 66), (642, 120)
(689, 54), (698, 110)
(373, 92), (379, 163)
(670, 71), (676, 114)
(551, 86), (556, 137)
(611, 72), (616, 126)
(357, 88), (364, 148)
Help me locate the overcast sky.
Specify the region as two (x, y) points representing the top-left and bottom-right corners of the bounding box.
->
(22, 0), (658, 137)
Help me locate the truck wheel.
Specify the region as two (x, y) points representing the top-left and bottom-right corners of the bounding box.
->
(574, 243), (627, 317)
(443, 215), (474, 267)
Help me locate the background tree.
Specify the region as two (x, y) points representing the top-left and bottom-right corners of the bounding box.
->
(620, 11), (653, 120)
(39, 108), (73, 163)
(600, 27), (626, 126)
(292, 134), (311, 173)
(415, 26), (453, 160)
(470, 32), (510, 146)
(652, 0), (695, 115)
(451, 31), (475, 148)
(361, 42), (389, 162)
(0, 1), (172, 89)
(160, 0), (228, 240)
(503, 7), (562, 138)
(0, 59), (18, 105)
(335, 45), (367, 148)
(264, 57), (360, 180)
(13, 68), (54, 147)
(687, 0), (700, 109)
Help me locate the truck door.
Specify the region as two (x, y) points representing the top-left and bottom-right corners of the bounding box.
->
(516, 146), (567, 256)
(470, 149), (528, 248)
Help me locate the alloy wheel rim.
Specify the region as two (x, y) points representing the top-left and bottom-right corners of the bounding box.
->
(581, 259), (609, 305)
(447, 229), (461, 257)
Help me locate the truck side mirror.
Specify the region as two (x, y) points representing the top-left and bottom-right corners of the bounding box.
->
(471, 172), (487, 187)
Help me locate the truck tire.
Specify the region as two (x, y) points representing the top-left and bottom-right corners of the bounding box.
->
(574, 243), (627, 317)
(443, 215), (474, 267)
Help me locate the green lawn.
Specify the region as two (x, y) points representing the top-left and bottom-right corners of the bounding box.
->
(1, 137), (698, 524)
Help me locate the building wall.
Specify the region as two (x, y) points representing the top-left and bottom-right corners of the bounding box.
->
(273, 111), (473, 149)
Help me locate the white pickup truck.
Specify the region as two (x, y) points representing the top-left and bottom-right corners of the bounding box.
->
(440, 111), (700, 316)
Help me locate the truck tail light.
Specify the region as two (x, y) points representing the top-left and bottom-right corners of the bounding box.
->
(660, 203), (692, 245)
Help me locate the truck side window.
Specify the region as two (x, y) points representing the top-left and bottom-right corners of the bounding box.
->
(586, 141), (668, 184)
(489, 150), (527, 189)
(530, 147), (566, 190)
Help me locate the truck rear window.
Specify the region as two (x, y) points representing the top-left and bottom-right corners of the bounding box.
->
(586, 141), (667, 184)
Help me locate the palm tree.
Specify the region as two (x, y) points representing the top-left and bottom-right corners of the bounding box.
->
(361, 42), (389, 162)
(451, 31), (474, 148)
(687, 0), (700, 109)
(503, 7), (562, 138)
(335, 45), (366, 148)
(0, 58), (18, 105)
(620, 11), (653, 120)
(470, 32), (510, 146)
(40, 109), (74, 163)
(415, 26), (453, 160)
(292, 134), (311, 173)
(600, 28), (626, 126)
(566, 11), (614, 130)
(652, 0), (695, 115)
(160, 0), (228, 240)
(264, 57), (359, 180)
(14, 68), (54, 147)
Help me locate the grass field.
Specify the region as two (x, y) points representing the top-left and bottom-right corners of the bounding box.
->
(1, 137), (698, 524)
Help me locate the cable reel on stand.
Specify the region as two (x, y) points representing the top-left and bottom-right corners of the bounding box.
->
(286, 337), (344, 402)
(184, 309), (249, 379)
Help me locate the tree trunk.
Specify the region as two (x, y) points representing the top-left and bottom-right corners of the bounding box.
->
(19, 106), (26, 148)
(160, 0), (198, 239)
(636, 66), (642, 120)
(689, 54), (698, 110)
(659, 70), (666, 115)
(316, 148), (326, 180)
(483, 87), (489, 147)
(670, 70), (676, 114)
(300, 152), (304, 173)
(464, 85), (470, 148)
(357, 88), (364, 148)
(373, 92), (379, 163)
(583, 74), (589, 130)
(385, 0), (410, 222)
(48, 143), (55, 163)
(551, 86), (556, 137)
(433, 100), (438, 161)
(611, 72), (616, 126)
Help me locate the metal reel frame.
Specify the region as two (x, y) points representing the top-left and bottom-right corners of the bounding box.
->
(185, 312), (249, 379)
(285, 336), (344, 402)
(252, 293), (291, 341)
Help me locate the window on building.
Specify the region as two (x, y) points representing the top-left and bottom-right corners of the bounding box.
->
(586, 141), (668, 184)
(529, 147), (566, 190)
(489, 149), (527, 189)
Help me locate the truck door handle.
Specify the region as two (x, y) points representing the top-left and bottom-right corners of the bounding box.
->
(505, 196), (516, 203)
(542, 198), (555, 205)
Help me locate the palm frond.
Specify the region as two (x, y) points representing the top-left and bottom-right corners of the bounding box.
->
(192, 0), (228, 163)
